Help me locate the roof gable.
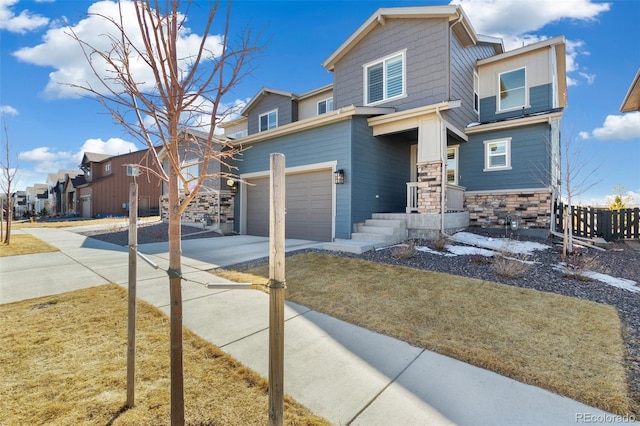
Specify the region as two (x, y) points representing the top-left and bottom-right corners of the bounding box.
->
(322, 5), (491, 71)
(241, 87), (296, 116)
(620, 69), (640, 112)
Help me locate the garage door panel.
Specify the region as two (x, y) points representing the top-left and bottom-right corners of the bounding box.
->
(246, 170), (332, 242)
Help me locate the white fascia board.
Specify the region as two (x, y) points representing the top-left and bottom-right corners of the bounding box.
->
(229, 105), (394, 146)
(219, 116), (247, 129)
(298, 83), (334, 100)
(620, 68), (640, 112)
(367, 100), (461, 127)
(478, 35), (566, 66)
(464, 111), (563, 135)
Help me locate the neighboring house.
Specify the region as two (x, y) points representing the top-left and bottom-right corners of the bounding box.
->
(76, 149), (162, 218)
(46, 170), (80, 216)
(620, 68), (640, 112)
(25, 184), (49, 214)
(11, 191), (27, 218)
(158, 129), (236, 232)
(63, 174), (86, 216)
(221, 5), (566, 245)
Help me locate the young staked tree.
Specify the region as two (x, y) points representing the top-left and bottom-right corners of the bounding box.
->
(0, 120), (19, 245)
(558, 132), (601, 256)
(67, 1), (262, 423)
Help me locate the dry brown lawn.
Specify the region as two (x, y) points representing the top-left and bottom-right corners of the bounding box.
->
(0, 234), (59, 257)
(0, 284), (329, 425)
(217, 252), (636, 416)
(8, 216), (159, 230)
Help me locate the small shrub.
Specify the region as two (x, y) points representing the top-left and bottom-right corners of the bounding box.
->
(391, 241), (415, 260)
(432, 233), (449, 251)
(493, 254), (530, 279)
(561, 252), (597, 282)
(470, 253), (492, 265)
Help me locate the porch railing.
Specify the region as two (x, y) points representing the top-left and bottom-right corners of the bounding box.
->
(406, 182), (419, 213)
(405, 182), (466, 213)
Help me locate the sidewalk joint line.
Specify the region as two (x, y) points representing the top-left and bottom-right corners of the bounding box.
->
(345, 348), (426, 425)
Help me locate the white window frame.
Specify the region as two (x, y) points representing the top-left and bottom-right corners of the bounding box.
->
(498, 67), (527, 112)
(483, 138), (512, 171)
(446, 146), (459, 185)
(258, 109), (278, 132)
(180, 158), (199, 194)
(473, 71), (480, 115)
(317, 97), (334, 115)
(363, 50), (406, 106)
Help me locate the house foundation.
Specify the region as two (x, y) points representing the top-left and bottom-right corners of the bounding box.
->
(464, 190), (553, 231)
(373, 212), (469, 239)
(161, 191), (235, 234)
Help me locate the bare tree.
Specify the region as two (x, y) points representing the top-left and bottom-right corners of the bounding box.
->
(0, 120), (19, 245)
(558, 131), (602, 256)
(67, 1), (262, 423)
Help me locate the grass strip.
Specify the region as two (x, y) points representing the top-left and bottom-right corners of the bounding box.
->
(0, 234), (59, 257)
(0, 284), (329, 425)
(218, 252), (635, 416)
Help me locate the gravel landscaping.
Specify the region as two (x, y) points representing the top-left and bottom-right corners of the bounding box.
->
(83, 223), (640, 413)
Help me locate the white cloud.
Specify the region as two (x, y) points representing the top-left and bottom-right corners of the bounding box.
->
(0, 0), (49, 33)
(0, 105), (19, 116)
(578, 131), (590, 140)
(452, 0), (610, 35)
(12, 0), (224, 99)
(17, 137), (138, 177)
(451, 0), (610, 86)
(591, 112), (640, 140)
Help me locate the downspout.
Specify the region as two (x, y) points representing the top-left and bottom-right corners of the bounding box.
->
(435, 107), (447, 235)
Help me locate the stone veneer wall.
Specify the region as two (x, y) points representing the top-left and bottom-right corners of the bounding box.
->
(161, 191), (235, 230)
(417, 161), (442, 213)
(464, 190), (553, 229)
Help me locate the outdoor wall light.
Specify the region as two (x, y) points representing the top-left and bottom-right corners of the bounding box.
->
(226, 178), (237, 192)
(334, 169), (345, 184)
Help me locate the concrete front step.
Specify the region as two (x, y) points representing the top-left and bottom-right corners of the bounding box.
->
(363, 219), (406, 228)
(354, 225), (404, 235)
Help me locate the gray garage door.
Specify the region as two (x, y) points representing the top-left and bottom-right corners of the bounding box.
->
(246, 169), (332, 241)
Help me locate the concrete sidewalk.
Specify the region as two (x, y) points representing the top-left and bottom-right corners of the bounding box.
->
(1, 228), (634, 425)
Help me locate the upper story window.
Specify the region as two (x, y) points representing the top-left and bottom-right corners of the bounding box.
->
(259, 110), (278, 132)
(364, 50), (405, 105)
(498, 67), (527, 111)
(229, 129), (248, 140)
(473, 72), (480, 115)
(317, 97), (334, 115)
(484, 138), (512, 171)
(180, 159), (199, 193)
(105, 162), (111, 174)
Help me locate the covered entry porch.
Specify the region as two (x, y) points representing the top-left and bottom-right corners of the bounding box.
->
(367, 101), (469, 226)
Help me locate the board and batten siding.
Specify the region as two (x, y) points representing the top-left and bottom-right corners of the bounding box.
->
(459, 122), (552, 191)
(246, 93), (296, 135)
(350, 117), (412, 225)
(236, 120), (353, 238)
(332, 18), (450, 111)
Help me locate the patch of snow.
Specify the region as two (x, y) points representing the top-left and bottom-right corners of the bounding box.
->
(415, 246), (457, 257)
(449, 232), (550, 255)
(446, 245), (496, 257)
(553, 264), (640, 293)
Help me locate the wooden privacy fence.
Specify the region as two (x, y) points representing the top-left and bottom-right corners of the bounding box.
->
(554, 202), (640, 241)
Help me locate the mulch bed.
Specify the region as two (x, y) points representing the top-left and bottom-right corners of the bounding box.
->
(79, 222), (221, 246)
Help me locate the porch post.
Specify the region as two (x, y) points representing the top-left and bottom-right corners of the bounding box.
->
(416, 116), (445, 214)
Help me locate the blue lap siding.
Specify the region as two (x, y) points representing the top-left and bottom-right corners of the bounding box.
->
(235, 116), (412, 238)
(459, 122), (552, 191)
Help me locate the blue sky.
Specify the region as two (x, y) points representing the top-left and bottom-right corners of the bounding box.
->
(1, 0), (639, 205)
